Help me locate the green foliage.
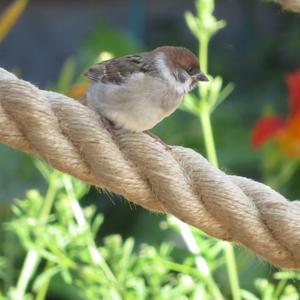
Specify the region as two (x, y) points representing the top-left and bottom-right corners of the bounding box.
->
(183, 2), (241, 299)
(0, 257), (5, 286)
(182, 0), (234, 119)
(0, 163), (230, 299)
(83, 23), (144, 58)
(185, 0), (225, 43)
(3, 159), (298, 299)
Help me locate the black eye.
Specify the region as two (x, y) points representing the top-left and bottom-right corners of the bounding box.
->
(186, 66), (193, 75)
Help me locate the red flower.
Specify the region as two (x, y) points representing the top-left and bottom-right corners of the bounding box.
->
(251, 116), (286, 149)
(286, 70), (300, 116)
(251, 69), (300, 157)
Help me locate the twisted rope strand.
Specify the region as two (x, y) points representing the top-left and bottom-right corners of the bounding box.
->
(0, 68), (300, 268)
(277, 0), (300, 12)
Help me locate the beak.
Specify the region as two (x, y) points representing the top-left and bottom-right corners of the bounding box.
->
(196, 72), (209, 82)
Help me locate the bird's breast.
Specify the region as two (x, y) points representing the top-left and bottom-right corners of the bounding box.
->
(86, 73), (184, 132)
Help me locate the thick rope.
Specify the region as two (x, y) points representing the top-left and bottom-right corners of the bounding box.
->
(0, 67), (300, 269)
(277, 0), (300, 12)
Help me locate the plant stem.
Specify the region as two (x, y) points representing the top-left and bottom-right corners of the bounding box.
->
(14, 180), (57, 300)
(163, 259), (224, 300)
(200, 110), (240, 300)
(14, 250), (40, 300)
(63, 177), (117, 284)
(200, 113), (240, 300)
(199, 35), (209, 74)
(200, 108), (240, 300)
(197, 9), (240, 297)
(172, 218), (224, 300)
(273, 278), (287, 300)
(199, 35), (209, 102)
(71, 197), (117, 283)
(35, 261), (53, 300)
(39, 180), (57, 220)
(266, 160), (299, 189)
(224, 243), (240, 300)
(200, 112), (218, 167)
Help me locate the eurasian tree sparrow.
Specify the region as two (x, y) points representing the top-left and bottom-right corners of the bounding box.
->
(83, 46), (208, 133)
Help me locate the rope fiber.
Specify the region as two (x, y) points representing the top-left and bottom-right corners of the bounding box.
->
(0, 67), (300, 268)
(277, 0), (300, 12)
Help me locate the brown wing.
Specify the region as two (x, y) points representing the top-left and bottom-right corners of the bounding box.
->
(84, 54), (153, 85)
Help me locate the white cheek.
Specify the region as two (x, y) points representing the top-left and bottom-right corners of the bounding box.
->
(181, 77), (193, 93)
(156, 53), (192, 95)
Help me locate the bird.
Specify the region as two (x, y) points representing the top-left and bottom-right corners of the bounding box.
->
(82, 46), (208, 134)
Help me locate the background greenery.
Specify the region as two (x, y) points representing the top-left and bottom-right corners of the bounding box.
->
(0, 0), (300, 299)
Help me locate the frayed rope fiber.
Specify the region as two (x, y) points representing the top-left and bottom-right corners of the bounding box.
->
(0, 67), (300, 268)
(277, 0), (300, 12)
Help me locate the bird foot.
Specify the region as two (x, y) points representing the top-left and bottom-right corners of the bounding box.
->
(101, 116), (118, 142)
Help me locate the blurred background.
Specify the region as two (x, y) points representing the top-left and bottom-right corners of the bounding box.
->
(1, 0), (300, 299)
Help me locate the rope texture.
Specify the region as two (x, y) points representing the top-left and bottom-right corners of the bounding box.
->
(0, 67), (300, 269)
(277, 0), (300, 12)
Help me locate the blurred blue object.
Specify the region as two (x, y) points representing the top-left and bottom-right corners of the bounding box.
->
(128, 0), (145, 40)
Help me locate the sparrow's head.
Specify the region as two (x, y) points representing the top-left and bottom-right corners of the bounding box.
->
(155, 46), (208, 94)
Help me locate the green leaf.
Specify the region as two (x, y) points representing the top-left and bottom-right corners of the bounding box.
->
(91, 214), (104, 237)
(196, 0), (214, 16)
(274, 271), (300, 280)
(210, 82), (235, 113)
(56, 58), (76, 93)
(207, 76), (223, 108)
(34, 159), (52, 181)
(181, 93), (199, 115)
(240, 290), (260, 300)
(0, 0), (29, 43)
(262, 286), (275, 300)
(184, 12), (200, 37)
(61, 268), (73, 284)
(33, 266), (60, 292)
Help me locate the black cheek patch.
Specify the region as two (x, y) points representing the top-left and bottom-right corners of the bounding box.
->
(178, 71), (187, 83)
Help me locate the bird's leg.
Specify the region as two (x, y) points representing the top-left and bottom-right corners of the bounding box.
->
(101, 116), (118, 140)
(143, 130), (171, 151)
(78, 95), (87, 105)
(100, 118), (171, 151)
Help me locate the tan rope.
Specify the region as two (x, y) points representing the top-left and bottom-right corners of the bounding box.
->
(0, 67), (300, 268)
(277, 0), (300, 12)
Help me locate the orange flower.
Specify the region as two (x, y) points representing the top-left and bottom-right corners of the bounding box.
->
(67, 83), (88, 99)
(276, 114), (300, 157)
(251, 69), (300, 158)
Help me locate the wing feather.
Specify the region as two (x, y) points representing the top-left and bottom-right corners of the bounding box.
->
(84, 54), (152, 85)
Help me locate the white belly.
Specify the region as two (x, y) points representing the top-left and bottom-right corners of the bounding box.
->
(86, 73), (183, 132)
